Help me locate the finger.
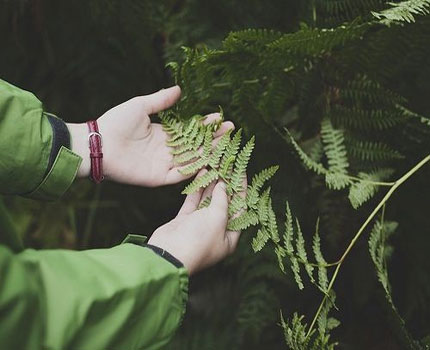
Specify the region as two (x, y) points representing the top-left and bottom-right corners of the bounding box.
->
(142, 85), (181, 115)
(209, 181), (229, 215)
(177, 169), (207, 216)
(226, 231), (241, 255)
(202, 112), (221, 125)
(202, 113), (235, 138)
(165, 166), (193, 185)
(200, 180), (217, 205)
(214, 121), (235, 138)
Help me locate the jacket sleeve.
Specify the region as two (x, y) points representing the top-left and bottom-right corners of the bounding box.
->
(0, 78), (81, 200)
(0, 241), (189, 350)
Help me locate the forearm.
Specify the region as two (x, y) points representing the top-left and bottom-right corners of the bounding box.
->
(67, 123), (90, 178)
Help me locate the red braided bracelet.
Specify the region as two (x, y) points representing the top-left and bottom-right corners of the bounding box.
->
(87, 120), (104, 184)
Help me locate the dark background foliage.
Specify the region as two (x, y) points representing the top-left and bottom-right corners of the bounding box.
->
(2, 1), (430, 349)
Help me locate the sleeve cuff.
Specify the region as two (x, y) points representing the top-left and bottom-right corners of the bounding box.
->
(19, 112), (82, 201)
(121, 234), (185, 269)
(26, 146), (82, 201)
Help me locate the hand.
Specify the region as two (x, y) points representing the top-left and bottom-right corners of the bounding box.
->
(148, 174), (245, 275)
(67, 86), (234, 186)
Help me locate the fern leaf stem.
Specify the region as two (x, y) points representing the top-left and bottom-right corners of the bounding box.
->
(306, 154), (430, 338)
(346, 175), (396, 186)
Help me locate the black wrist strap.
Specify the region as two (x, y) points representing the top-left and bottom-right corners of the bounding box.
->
(122, 233), (184, 269)
(145, 244), (184, 269)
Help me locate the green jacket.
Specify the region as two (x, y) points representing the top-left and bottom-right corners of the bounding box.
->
(0, 79), (189, 350)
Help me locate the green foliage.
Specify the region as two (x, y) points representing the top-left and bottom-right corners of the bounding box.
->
(6, 0), (430, 349)
(165, 1), (430, 344)
(372, 0), (430, 25)
(369, 216), (426, 350)
(162, 113), (278, 232)
(281, 305), (338, 350)
(287, 129), (396, 208)
(348, 168), (394, 209)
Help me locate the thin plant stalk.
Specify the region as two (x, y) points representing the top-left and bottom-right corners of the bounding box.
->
(306, 154), (430, 337)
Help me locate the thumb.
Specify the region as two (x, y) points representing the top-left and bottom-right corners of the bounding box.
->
(209, 181), (229, 214)
(142, 85), (181, 115)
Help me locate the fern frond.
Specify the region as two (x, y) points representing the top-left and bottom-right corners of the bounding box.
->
(172, 141), (196, 156)
(275, 246), (287, 273)
(174, 150), (200, 165)
(219, 129), (243, 178)
(229, 136), (255, 193)
(369, 219), (398, 297)
(281, 305), (338, 350)
(198, 196), (212, 210)
(341, 75), (406, 106)
(268, 20), (368, 57)
(290, 256), (304, 290)
(313, 230), (329, 292)
(202, 127), (214, 158)
(324, 172), (353, 190)
(208, 130), (233, 168)
(346, 139), (404, 162)
(284, 201), (294, 254)
(372, 0), (430, 26)
(330, 105), (408, 130)
(228, 193), (247, 217)
(287, 129), (327, 175)
(182, 169), (219, 194)
(193, 128), (206, 150)
(227, 210), (259, 231)
(252, 228), (271, 252)
(166, 117), (199, 147)
(348, 168), (394, 209)
(267, 198), (280, 243)
(368, 218), (422, 350)
(247, 166), (279, 209)
(179, 157), (209, 176)
(296, 219), (315, 283)
(321, 118), (349, 174)
(256, 188), (271, 225)
(316, 291), (340, 341)
(281, 313), (314, 350)
(282, 202), (304, 289)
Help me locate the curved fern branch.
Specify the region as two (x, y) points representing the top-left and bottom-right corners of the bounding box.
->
(306, 154), (430, 337)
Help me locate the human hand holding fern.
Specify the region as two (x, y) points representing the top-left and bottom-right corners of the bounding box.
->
(160, 112), (279, 232)
(148, 172), (244, 275)
(67, 86), (234, 186)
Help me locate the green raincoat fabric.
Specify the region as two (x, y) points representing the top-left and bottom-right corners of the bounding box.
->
(0, 79), (189, 350)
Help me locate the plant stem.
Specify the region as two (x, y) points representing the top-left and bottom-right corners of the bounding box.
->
(306, 154), (430, 337)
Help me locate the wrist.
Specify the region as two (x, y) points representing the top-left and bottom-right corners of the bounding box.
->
(66, 123), (91, 178)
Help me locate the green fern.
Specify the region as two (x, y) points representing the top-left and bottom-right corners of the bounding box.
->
(346, 139), (404, 162)
(258, 201), (330, 292)
(228, 136), (255, 194)
(162, 112), (278, 234)
(372, 0), (430, 25)
(287, 128), (397, 209)
(348, 168), (394, 209)
(182, 169), (219, 195)
(247, 166), (279, 209)
(281, 306), (338, 350)
(321, 118), (349, 175)
(197, 196), (212, 210)
(313, 229), (329, 292)
(369, 217), (424, 350)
